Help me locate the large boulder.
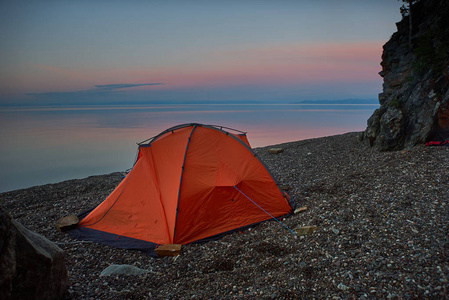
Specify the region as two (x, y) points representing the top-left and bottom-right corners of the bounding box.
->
(361, 0), (449, 150)
(0, 207), (68, 300)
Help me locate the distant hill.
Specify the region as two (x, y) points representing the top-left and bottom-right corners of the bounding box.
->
(293, 99), (379, 105)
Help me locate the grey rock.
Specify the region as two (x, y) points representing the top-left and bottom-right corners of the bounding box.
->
(0, 208), (15, 300)
(0, 207), (68, 300)
(331, 228), (340, 235)
(100, 264), (150, 276)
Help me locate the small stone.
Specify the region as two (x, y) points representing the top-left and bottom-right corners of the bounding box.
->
(280, 185), (292, 191)
(155, 244), (182, 257)
(337, 283), (348, 291)
(294, 206), (307, 214)
(331, 228), (339, 235)
(294, 226), (319, 236)
(55, 215), (79, 232)
(268, 148), (284, 154)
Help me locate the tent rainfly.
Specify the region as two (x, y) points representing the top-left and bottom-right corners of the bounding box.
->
(69, 123), (294, 256)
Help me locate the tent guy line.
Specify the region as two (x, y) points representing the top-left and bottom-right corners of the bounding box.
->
(233, 185), (297, 236)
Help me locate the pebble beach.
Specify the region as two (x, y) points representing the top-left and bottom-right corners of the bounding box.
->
(1, 132), (448, 299)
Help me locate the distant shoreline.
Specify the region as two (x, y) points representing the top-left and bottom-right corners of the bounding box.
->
(0, 98), (379, 108)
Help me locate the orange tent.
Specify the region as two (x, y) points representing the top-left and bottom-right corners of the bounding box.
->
(70, 123), (293, 255)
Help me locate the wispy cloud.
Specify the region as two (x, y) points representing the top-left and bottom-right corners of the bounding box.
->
(27, 82), (163, 98)
(93, 83), (163, 90)
(23, 82), (163, 105)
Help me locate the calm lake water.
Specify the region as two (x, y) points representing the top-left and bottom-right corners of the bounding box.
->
(0, 102), (378, 192)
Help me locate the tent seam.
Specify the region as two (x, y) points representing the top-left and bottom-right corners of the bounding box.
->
(147, 145), (172, 244)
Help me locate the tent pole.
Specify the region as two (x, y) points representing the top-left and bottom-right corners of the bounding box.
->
(172, 124), (197, 243)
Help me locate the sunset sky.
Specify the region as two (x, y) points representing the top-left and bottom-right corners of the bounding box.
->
(0, 0), (403, 105)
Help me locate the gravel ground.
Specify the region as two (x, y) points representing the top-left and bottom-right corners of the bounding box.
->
(1, 132), (448, 299)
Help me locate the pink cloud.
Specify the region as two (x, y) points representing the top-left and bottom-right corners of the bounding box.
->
(139, 41), (384, 89)
(20, 41), (384, 95)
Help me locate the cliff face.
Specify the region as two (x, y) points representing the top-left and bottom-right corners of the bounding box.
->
(361, 0), (449, 151)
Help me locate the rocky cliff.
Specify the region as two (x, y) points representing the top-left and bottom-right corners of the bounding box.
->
(361, 0), (449, 151)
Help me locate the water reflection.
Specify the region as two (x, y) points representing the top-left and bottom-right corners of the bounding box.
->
(0, 103), (377, 192)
